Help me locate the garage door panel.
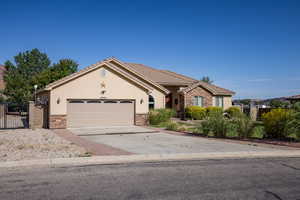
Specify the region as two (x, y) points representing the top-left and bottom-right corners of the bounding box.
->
(67, 100), (134, 128)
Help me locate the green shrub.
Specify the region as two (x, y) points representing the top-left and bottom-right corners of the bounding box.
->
(185, 106), (206, 120)
(207, 112), (231, 138)
(177, 126), (187, 132)
(262, 108), (292, 139)
(292, 102), (300, 112)
(200, 120), (211, 136)
(286, 110), (300, 140)
(166, 122), (179, 131)
(149, 109), (176, 125)
(252, 125), (265, 139)
(206, 106), (223, 116)
(225, 106), (242, 118)
(233, 114), (256, 139)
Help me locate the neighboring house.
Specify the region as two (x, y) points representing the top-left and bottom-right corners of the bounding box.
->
(286, 94), (300, 104)
(0, 65), (5, 91)
(37, 57), (235, 129)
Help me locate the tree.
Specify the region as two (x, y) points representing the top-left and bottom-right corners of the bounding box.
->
(3, 49), (78, 105)
(201, 76), (213, 84)
(239, 99), (251, 106)
(33, 59), (78, 88)
(269, 99), (289, 108)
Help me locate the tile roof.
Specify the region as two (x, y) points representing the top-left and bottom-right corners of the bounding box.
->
(124, 63), (196, 85)
(125, 62), (235, 95)
(286, 94), (300, 99)
(179, 81), (235, 96)
(40, 57), (234, 96)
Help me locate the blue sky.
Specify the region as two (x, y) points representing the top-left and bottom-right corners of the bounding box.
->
(1, 0), (300, 99)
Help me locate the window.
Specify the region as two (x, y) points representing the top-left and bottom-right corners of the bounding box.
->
(120, 100), (133, 104)
(101, 68), (106, 77)
(87, 100), (101, 103)
(149, 95), (155, 109)
(69, 100), (85, 103)
(214, 96), (224, 107)
(193, 96), (203, 107)
(104, 100), (117, 103)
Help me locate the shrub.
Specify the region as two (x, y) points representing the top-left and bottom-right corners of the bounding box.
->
(262, 108), (292, 139)
(185, 106), (206, 120)
(233, 114), (256, 138)
(292, 102), (300, 112)
(286, 110), (300, 140)
(225, 106), (242, 118)
(149, 109), (176, 125)
(200, 120), (211, 136)
(166, 122), (179, 131)
(177, 126), (187, 132)
(207, 112), (231, 138)
(206, 106), (223, 116)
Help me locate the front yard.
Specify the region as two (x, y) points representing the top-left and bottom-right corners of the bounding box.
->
(0, 129), (87, 162)
(149, 106), (300, 148)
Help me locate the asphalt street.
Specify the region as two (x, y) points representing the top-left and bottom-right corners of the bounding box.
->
(0, 157), (299, 200)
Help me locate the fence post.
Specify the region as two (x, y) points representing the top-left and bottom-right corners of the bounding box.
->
(28, 101), (35, 129)
(250, 105), (258, 121)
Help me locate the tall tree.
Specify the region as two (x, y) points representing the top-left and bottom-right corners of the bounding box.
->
(3, 49), (51, 105)
(3, 49), (78, 105)
(33, 59), (78, 88)
(201, 76), (213, 84)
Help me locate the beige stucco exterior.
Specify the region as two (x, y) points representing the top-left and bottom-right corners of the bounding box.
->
(49, 66), (166, 115)
(150, 87), (166, 109)
(223, 96), (232, 110)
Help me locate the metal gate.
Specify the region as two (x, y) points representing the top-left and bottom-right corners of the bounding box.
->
(0, 103), (29, 129)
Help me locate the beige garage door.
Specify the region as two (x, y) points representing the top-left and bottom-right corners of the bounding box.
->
(67, 99), (135, 128)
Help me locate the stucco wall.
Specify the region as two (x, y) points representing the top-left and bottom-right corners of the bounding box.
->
(223, 96), (232, 110)
(49, 66), (153, 115)
(150, 88), (165, 109)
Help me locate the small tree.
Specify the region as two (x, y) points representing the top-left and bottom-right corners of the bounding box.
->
(201, 76), (213, 84)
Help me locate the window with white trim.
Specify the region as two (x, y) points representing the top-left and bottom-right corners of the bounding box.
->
(214, 96), (224, 107)
(193, 96), (203, 107)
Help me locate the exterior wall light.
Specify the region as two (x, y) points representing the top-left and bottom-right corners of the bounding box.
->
(57, 97), (60, 104)
(140, 99), (144, 104)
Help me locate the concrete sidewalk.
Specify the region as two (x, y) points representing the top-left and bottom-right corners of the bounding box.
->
(1, 150), (300, 170)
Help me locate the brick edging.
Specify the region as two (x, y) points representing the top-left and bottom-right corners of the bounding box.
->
(53, 129), (133, 156)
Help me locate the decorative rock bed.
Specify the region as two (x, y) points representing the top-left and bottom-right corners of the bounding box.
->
(0, 129), (87, 162)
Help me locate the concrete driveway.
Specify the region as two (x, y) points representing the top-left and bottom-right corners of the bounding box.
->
(69, 126), (157, 136)
(76, 128), (280, 155)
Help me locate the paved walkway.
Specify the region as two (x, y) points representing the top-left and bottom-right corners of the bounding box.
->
(69, 126), (157, 136)
(54, 129), (133, 156)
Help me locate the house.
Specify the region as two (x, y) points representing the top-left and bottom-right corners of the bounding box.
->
(286, 94), (300, 104)
(37, 57), (235, 129)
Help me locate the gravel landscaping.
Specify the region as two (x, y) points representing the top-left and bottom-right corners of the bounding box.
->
(0, 129), (87, 162)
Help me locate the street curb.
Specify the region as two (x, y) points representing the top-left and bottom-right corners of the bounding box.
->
(1, 150), (300, 169)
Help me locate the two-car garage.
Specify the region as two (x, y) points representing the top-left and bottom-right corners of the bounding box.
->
(67, 99), (135, 128)
(38, 59), (168, 129)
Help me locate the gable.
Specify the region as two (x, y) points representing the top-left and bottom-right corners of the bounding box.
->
(50, 66), (151, 115)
